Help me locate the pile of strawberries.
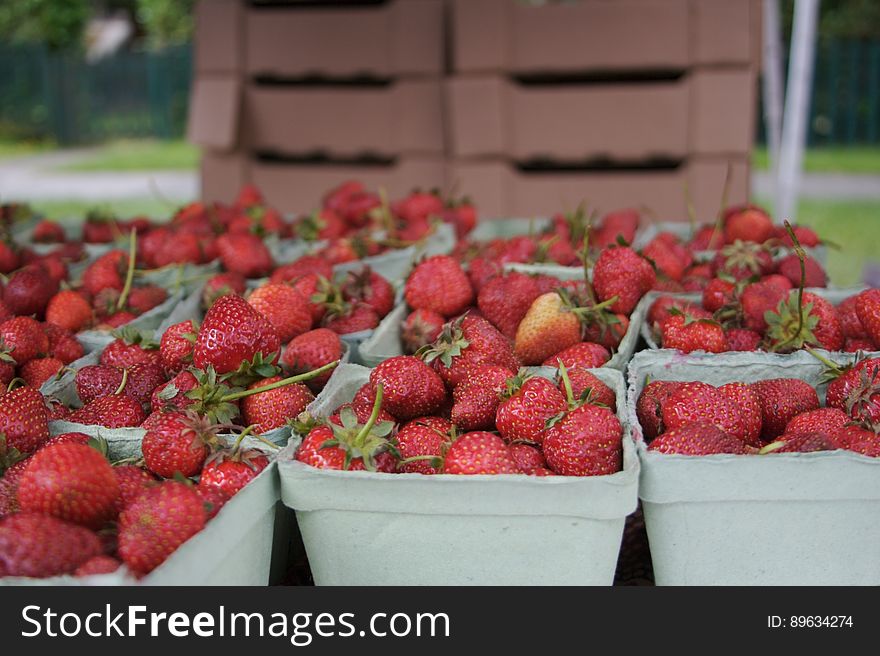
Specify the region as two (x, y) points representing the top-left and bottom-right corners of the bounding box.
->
(639, 357), (880, 458)
(296, 355), (622, 477)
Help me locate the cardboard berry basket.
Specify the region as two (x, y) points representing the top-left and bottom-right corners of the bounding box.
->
(633, 220), (829, 266)
(468, 217), (552, 241)
(358, 263), (646, 371)
(636, 286), (870, 350)
(1, 458), (284, 587)
(276, 363), (638, 586)
(626, 349), (880, 586)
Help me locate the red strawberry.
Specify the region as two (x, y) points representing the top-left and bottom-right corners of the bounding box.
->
(740, 279), (788, 333)
(45, 289), (93, 333)
(765, 291), (843, 352)
(369, 356), (446, 421)
(0, 316), (49, 365)
(647, 296), (699, 328)
(396, 416), (453, 475)
(477, 271), (541, 339)
(126, 285), (167, 315)
(495, 374), (566, 445)
(288, 273), (329, 325)
(342, 267), (394, 318)
(404, 255), (474, 318)
(442, 431), (519, 475)
(160, 320), (197, 374)
(750, 378), (820, 441)
(281, 328), (342, 392)
(760, 431), (837, 454)
(202, 272), (247, 309)
(0, 513), (102, 578)
(648, 423), (751, 455)
(425, 314), (519, 387)
(323, 303), (379, 335)
(838, 295), (868, 340)
(16, 443), (119, 528)
(44, 323), (84, 364)
(712, 241), (774, 280)
(118, 481), (207, 575)
(725, 328), (761, 351)
(100, 329), (161, 369)
(199, 442), (270, 497)
(270, 256), (334, 285)
(33, 220), (66, 243)
(0, 385), (50, 459)
(642, 235), (692, 282)
(81, 250), (126, 296)
(150, 370), (199, 412)
(215, 232), (273, 278)
(717, 382), (763, 447)
(844, 337), (876, 352)
(834, 424), (880, 457)
(3, 265), (56, 317)
(563, 368), (616, 411)
(247, 283), (312, 344)
(241, 376), (314, 433)
(98, 311), (137, 329)
(784, 407), (848, 437)
(195, 485), (229, 519)
(193, 294), (280, 375)
(76, 365), (124, 404)
(0, 241), (19, 274)
(513, 292), (582, 365)
(855, 289), (880, 346)
(401, 308), (445, 354)
(450, 364), (512, 431)
(70, 394), (146, 428)
(661, 382), (751, 443)
(660, 312), (727, 353)
(702, 278), (736, 313)
(20, 357), (63, 388)
(75, 555), (122, 576)
(114, 464), (157, 511)
(542, 341), (610, 369)
(543, 403), (622, 476)
(141, 411), (216, 478)
(593, 246), (655, 315)
(509, 442), (547, 474)
(723, 206), (774, 244)
(467, 256), (501, 293)
(777, 253), (827, 288)
(123, 361), (167, 406)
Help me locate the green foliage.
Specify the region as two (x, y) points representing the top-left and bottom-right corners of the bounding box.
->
(136, 0), (194, 49)
(0, 0), (89, 50)
(781, 0), (880, 40)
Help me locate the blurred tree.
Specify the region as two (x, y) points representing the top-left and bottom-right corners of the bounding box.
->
(0, 0), (89, 50)
(136, 0), (194, 49)
(781, 0), (880, 39)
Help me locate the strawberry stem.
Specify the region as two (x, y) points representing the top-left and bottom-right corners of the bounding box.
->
(557, 360), (575, 406)
(6, 378), (25, 392)
(774, 220), (807, 353)
(758, 440), (785, 455)
(219, 360), (339, 402)
(116, 229), (137, 312)
(352, 382), (383, 446)
(232, 424), (257, 451)
(804, 346), (843, 376)
(113, 368), (129, 395)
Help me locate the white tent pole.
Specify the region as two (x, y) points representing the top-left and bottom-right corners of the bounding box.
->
(762, 0), (785, 187)
(777, 0), (820, 221)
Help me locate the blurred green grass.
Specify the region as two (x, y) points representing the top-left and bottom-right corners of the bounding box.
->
(753, 146), (880, 174)
(31, 198), (181, 222)
(0, 139), (55, 160)
(56, 139), (199, 172)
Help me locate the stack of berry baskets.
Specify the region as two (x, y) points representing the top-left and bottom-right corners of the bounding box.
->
(627, 348), (880, 585)
(277, 359), (638, 586)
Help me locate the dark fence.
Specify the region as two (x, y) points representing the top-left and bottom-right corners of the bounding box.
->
(0, 44), (191, 144)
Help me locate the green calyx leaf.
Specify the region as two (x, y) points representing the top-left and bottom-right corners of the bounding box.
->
(111, 326), (158, 350)
(418, 317), (467, 368)
(765, 295), (819, 353)
(219, 352), (281, 388)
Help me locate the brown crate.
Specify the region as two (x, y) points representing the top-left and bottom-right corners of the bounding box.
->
(448, 157), (749, 219)
(194, 0), (243, 74)
(243, 79), (444, 158)
(187, 76), (242, 151)
(245, 0), (444, 79)
(201, 151), (249, 204)
(250, 157), (446, 213)
(452, 0), (757, 74)
(447, 69), (755, 160)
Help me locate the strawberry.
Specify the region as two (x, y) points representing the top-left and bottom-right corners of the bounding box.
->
(0, 385), (50, 460)
(513, 292), (581, 365)
(467, 257), (502, 293)
(845, 337), (876, 352)
(199, 438), (270, 497)
(825, 358), (880, 417)
(450, 364), (512, 431)
(0, 513), (103, 578)
(195, 485), (229, 519)
(43, 323), (84, 364)
(126, 285), (167, 315)
(401, 308), (445, 354)
(661, 382), (751, 444)
(33, 219), (66, 243)
(404, 255), (474, 318)
(725, 328), (761, 351)
(723, 206), (774, 244)
(0, 241), (18, 274)
(76, 365), (124, 404)
(202, 272), (247, 309)
(70, 392), (146, 428)
(543, 403), (622, 476)
(717, 382), (763, 447)
(777, 253), (827, 288)
(118, 481), (207, 575)
(648, 423), (751, 455)
(562, 368), (616, 411)
(215, 232), (273, 278)
(423, 314), (519, 388)
(16, 443), (119, 528)
(647, 296), (699, 328)
(834, 424), (880, 457)
(760, 431), (837, 454)
(328, 402), (397, 428)
(838, 295), (868, 340)
(342, 267), (394, 318)
(0, 316), (49, 365)
(712, 241), (774, 280)
(45, 289), (93, 333)
(784, 407), (848, 437)
(642, 235), (691, 282)
(241, 376), (314, 433)
(289, 273), (329, 325)
(509, 442), (547, 474)
(270, 256), (334, 285)
(542, 341), (610, 369)
(100, 328), (161, 369)
(323, 302), (379, 335)
(660, 311), (727, 353)
(477, 271), (541, 339)
(702, 278), (736, 313)
(193, 294), (280, 375)
(294, 208), (347, 240)
(160, 320), (197, 374)
(3, 265), (56, 317)
(495, 374), (566, 445)
(98, 311), (137, 329)
(249, 283), (313, 345)
(281, 328), (342, 392)
(75, 555), (122, 576)
(114, 464), (157, 511)
(150, 370), (199, 412)
(776, 223), (821, 248)
(442, 431), (519, 475)
(739, 279), (788, 333)
(369, 356), (445, 421)
(20, 357), (63, 388)
(592, 208), (640, 248)
(141, 411), (216, 478)
(296, 394), (397, 472)
(43, 396), (71, 422)
(81, 250), (126, 296)
(855, 289), (880, 346)
(396, 416), (453, 474)
(750, 378), (820, 441)
(765, 290), (843, 352)
(592, 246), (655, 315)
(123, 361), (167, 406)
